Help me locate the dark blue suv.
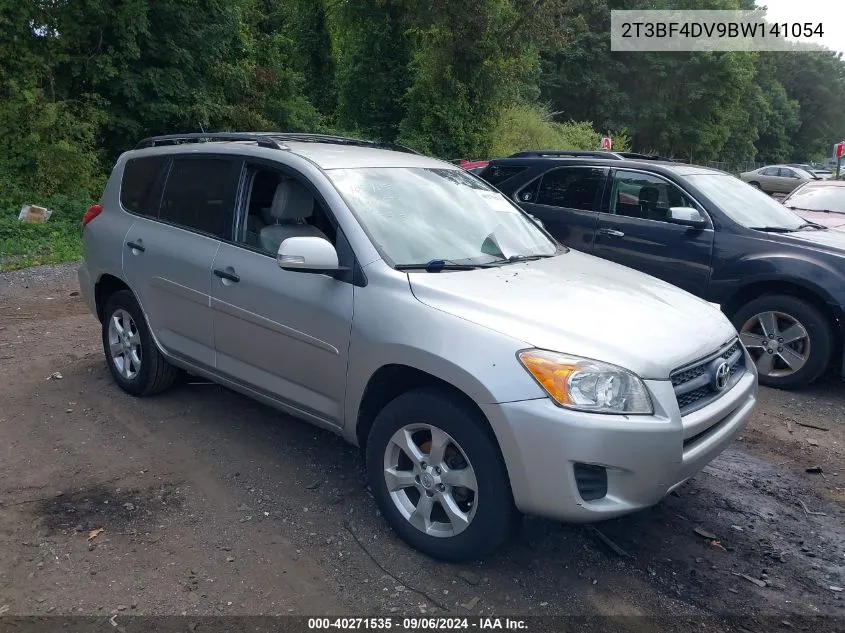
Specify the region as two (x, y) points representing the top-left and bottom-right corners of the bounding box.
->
(479, 152), (845, 390)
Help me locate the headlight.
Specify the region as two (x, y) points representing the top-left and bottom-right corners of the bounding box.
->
(517, 349), (653, 414)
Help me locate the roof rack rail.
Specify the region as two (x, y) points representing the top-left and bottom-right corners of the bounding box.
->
(135, 132), (287, 150)
(616, 152), (676, 162)
(271, 133), (422, 155)
(508, 150), (625, 160)
(134, 132), (421, 154)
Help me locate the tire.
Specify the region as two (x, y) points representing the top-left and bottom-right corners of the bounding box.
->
(732, 294), (833, 389)
(101, 290), (180, 396)
(366, 388), (515, 562)
(749, 181), (762, 189)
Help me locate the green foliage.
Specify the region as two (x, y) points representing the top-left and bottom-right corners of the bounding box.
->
(0, 194), (92, 271)
(488, 105), (602, 157)
(397, 0), (551, 158)
(334, 0), (411, 141)
(540, 0), (845, 163)
(3, 0), (845, 271)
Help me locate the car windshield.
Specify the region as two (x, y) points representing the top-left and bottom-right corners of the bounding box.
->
(785, 186), (845, 214)
(791, 167), (815, 179)
(327, 167), (559, 267)
(686, 173), (806, 229)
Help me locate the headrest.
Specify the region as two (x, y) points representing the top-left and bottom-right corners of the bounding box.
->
(638, 186), (659, 205)
(269, 179), (315, 222)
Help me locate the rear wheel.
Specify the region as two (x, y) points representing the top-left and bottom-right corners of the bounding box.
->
(733, 295), (832, 389)
(101, 290), (180, 396)
(749, 181), (762, 189)
(366, 388), (515, 562)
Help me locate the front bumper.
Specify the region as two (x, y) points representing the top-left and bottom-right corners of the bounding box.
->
(482, 360), (757, 522)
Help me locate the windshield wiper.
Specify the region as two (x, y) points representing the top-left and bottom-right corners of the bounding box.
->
(395, 259), (480, 272)
(797, 221), (828, 230)
(787, 206), (833, 213)
(483, 254), (557, 266)
(748, 226), (797, 233)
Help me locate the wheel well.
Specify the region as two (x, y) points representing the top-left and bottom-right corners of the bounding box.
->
(355, 364), (496, 450)
(723, 281), (843, 365)
(94, 274), (131, 322)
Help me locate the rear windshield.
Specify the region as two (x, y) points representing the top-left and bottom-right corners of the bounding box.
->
(120, 156), (168, 217)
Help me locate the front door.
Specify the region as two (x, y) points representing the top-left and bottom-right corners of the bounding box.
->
(777, 167), (803, 193)
(514, 166), (608, 252)
(592, 169), (714, 297)
(122, 155), (241, 369)
(210, 162), (354, 426)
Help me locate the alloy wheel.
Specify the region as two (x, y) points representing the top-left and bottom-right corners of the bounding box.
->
(740, 311), (810, 378)
(383, 424), (478, 538)
(107, 308), (142, 380)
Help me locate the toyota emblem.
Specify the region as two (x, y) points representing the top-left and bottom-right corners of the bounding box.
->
(712, 361), (731, 392)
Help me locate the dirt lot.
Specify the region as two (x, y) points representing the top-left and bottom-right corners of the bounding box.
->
(1, 264), (844, 631)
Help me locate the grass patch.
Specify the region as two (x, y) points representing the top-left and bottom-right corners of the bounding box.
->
(0, 194), (91, 272)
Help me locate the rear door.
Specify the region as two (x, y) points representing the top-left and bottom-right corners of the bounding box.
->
(513, 166), (608, 252)
(592, 169), (714, 297)
(122, 154), (242, 369)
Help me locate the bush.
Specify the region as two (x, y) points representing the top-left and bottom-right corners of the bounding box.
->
(0, 193), (92, 271)
(487, 104), (609, 158)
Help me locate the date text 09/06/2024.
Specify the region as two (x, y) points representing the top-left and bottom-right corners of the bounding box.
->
(307, 618), (528, 630)
(621, 21), (824, 39)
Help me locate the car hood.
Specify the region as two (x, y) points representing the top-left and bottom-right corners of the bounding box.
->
(780, 226), (845, 248)
(408, 251), (738, 380)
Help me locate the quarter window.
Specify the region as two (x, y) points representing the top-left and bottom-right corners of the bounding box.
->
(120, 156), (168, 217)
(534, 168), (606, 211)
(479, 164), (529, 187)
(608, 171), (697, 222)
(159, 158), (237, 238)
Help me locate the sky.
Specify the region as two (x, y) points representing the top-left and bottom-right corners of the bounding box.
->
(756, 0), (845, 58)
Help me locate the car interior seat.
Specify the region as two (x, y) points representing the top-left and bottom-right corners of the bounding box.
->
(638, 186), (662, 221)
(259, 179), (327, 254)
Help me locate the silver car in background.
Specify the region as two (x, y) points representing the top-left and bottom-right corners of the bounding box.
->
(78, 133), (758, 561)
(740, 164), (815, 194)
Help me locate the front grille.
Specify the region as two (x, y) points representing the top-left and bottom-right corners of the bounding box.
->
(574, 463), (608, 501)
(670, 340), (745, 415)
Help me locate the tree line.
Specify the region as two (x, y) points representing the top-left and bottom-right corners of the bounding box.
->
(2, 0), (844, 205)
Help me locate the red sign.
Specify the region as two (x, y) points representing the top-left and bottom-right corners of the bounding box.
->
(836, 142), (845, 159)
(600, 136), (612, 150)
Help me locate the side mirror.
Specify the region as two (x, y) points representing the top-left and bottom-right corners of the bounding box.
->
(277, 236), (346, 275)
(668, 207), (706, 228)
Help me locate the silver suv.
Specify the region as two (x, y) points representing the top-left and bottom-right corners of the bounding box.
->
(78, 132), (758, 561)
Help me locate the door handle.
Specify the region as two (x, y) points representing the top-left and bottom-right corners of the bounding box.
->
(598, 228), (625, 238)
(213, 268), (240, 283)
(125, 241), (145, 252)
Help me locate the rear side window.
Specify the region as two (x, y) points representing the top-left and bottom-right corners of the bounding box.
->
(159, 158), (238, 238)
(478, 164), (528, 187)
(535, 167), (606, 211)
(120, 156), (168, 217)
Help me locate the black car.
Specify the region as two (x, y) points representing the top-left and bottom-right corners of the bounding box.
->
(478, 154), (845, 389)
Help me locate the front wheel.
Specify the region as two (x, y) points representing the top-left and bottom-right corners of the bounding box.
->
(733, 295), (833, 389)
(366, 388), (515, 562)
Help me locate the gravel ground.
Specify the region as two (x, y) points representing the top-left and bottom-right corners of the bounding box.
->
(1, 264), (843, 632)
